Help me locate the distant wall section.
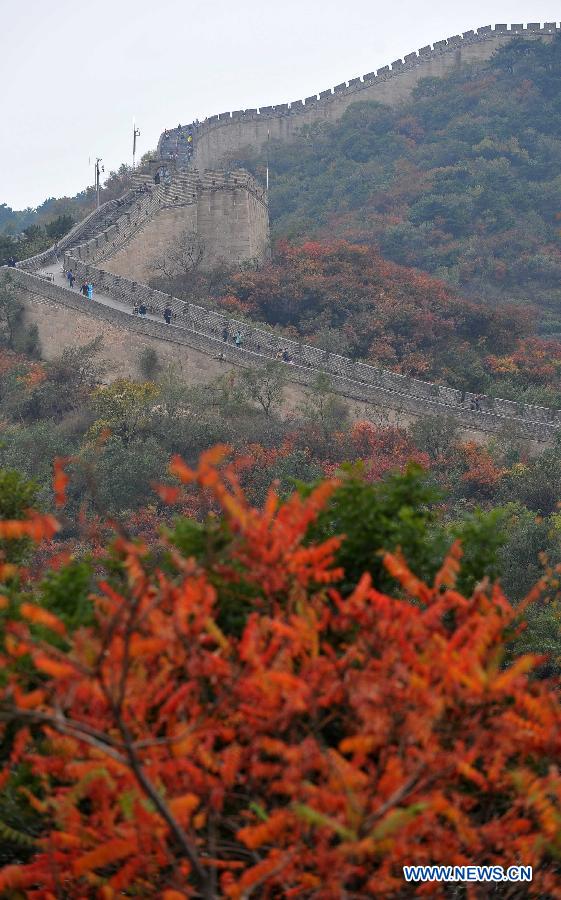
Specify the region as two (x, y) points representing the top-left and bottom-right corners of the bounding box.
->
(179, 24), (559, 170)
(7, 268), (556, 452)
(73, 169), (269, 283)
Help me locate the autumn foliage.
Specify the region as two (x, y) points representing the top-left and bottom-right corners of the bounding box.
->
(220, 240), (531, 386)
(1, 449), (561, 897)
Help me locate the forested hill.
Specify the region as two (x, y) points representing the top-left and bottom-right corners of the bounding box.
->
(0, 165), (138, 267)
(245, 36), (561, 336)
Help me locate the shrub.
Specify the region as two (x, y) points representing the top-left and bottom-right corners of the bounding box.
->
(0, 449), (560, 896)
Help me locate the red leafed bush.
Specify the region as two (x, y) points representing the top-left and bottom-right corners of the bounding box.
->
(0, 448), (561, 898)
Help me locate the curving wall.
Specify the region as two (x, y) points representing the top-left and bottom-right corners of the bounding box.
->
(158, 23), (560, 170)
(5, 22), (561, 446)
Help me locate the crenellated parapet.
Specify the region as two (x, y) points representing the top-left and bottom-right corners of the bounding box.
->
(159, 23), (560, 170)
(7, 22), (561, 447)
(6, 262), (560, 445)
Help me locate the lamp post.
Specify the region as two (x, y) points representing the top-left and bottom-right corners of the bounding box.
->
(266, 128), (270, 192)
(133, 120), (141, 169)
(95, 158), (104, 208)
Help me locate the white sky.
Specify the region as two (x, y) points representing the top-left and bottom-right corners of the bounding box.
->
(1, 0), (560, 209)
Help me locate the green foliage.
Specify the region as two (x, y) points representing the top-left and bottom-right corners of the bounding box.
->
(137, 346), (161, 380)
(449, 506), (509, 596)
(39, 560), (94, 629)
(0, 469), (39, 565)
(307, 463), (445, 593)
(45, 214), (74, 241)
(239, 35), (561, 335)
(0, 765), (43, 867)
(498, 440), (561, 515)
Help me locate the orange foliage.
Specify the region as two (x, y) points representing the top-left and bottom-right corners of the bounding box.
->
(337, 421), (430, 479)
(459, 442), (506, 498)
(1, 452), (561, 897)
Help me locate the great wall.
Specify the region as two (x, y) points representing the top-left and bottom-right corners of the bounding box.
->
(3, 22), (561, 447)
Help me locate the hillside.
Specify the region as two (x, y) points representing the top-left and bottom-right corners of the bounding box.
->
(237, 36), (561, 336)
(215, 240), (551, 400)
(0, 164), (139, 266)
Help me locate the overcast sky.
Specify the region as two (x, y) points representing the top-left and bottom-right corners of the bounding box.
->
(1, 0), (560, 210)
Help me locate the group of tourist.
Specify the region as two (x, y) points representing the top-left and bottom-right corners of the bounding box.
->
(219, 324), (295, 364)
(132, 302), (173, 324)
(162, 121), (199, 162)
(65, 269), (93, 299)
(222, 325), (244, 347)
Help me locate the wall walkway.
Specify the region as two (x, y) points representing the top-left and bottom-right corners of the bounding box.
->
(159, 23), (561, 170)
(4, 22), (561, 447)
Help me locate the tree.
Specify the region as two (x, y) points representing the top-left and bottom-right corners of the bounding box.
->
(1, 449), (561, 896)
(137, 346), (161, 380)
(409, 414), (459, 462)
(45, 214), (74, 241)
(150, 229), (205, 284)
(240, 361), (286, 417)
(298, 372), (349, 437)
(0, 469), (38, 567)
(89, 379), (160, 446)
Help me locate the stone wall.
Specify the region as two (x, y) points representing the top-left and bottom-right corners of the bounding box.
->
(65, 169), (269, 280)
(7, 21), (561, 453)
(5, 264), (559, 448)
(159, 24), (560, 170)
(102, 206), (199, 282)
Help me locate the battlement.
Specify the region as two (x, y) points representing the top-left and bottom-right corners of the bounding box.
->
(158, 22), (560, 159)
(10, 21), (561, 448)
(158, 23), (561, 173)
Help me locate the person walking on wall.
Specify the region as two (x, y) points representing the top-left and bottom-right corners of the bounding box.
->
(234, 330), (242, 348)
(87, 283), (93, 301)
(7, 256), (16, 267)
(138, 303), (147, 317)
(222, 324), (229, 342)
(164, 305), (172, 325)
(80, 282), (88, 296)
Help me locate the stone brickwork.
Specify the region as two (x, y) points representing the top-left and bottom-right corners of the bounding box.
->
(158, 23), (560, 170)
(5, 22), (561, 450)
(5, 259), (560, 446)
(69, 169), (269, 280)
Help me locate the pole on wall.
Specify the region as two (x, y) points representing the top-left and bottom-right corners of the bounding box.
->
(266, 128), (270, 193)
(133, 119), (141, 169)
(95, 158), (104, 208)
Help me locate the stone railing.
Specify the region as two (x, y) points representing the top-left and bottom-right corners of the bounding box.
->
(16, 194), (138, 273)
(6, 263), (559, 444)
(68, 168), (268, 269)
(71, 187), (169, 266)
(158, 22), (560, 157)
(50, 208), (561, 442)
